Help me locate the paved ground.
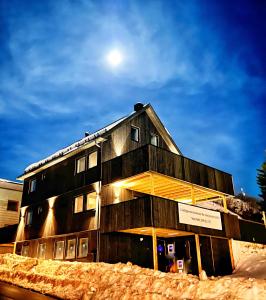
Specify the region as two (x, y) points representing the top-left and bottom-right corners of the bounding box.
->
(0, 282), (58, 300)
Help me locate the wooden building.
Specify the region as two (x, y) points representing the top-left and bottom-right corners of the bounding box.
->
(14, 103), (265, 276)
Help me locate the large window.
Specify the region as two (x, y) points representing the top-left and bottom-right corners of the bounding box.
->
(88, 151), (97, 169)
(38, 243), (46, 259)
(25, 210), (33, 225)
(131, 126), (140, 142)
(29, 179), (36, 193)
(78, 238), (88, 258)
(86, 192), (97, 210)
(66, 239), (76, 259)
(151, 134), (159, 147)
(76, 156), (86, 173)
(74, 195), (84, 213)
(7, 200), (19, 212)
(54, 241), (65, 260)
(21, 245), (29, 257)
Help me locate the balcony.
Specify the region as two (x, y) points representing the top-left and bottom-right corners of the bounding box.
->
(102, 144), (234, 204)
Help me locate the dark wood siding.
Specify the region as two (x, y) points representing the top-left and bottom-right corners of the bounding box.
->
(239, 219), (266, 244)
(103, 145), (234, 195)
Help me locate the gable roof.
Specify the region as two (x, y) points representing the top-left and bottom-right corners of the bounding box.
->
(17, 104), (182, 180)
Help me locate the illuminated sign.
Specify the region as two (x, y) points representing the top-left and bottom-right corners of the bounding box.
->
(178, 203), (222, 230)
(177, 260), (184, 270)
(167, 244), (175, 254)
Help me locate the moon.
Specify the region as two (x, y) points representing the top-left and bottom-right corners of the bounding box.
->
(106, 49), (123, 67)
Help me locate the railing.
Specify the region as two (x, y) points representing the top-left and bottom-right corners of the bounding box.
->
(102, 144), (234, 195)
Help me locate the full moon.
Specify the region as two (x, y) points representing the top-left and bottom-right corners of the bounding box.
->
(106, 49), (123, 67)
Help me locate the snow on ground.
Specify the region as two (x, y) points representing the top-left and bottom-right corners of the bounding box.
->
(0, 253), (265, 300)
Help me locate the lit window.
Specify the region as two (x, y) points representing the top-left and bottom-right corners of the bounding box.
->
(7, 200), (19, 212)
(88, 151), (97, 169)
(131, 126), (140, 142)
(78, 238), (88, 258)
(74, 195), (84, 213)
(38, 243), (46, 259)
(76, 156), (86, 173)
(66, 239), (76, 259)
(29, 179), (36, 192)
(54, 241), (64, 259)
(151, 134), (159, 146)
(86, 192), (97, 210)
(21, 245), (29, 257)
(26, 210), (33, 225)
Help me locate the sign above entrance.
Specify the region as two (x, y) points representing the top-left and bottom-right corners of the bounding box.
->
(178, 203), (222, 230)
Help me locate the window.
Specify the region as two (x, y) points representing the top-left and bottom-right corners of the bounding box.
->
(21, 245), (29, 257)
(76, 156), (86, 173)
(131, 126), (140, 142)
(38, 243), (46, 259)
(7, 200), (19, 212)
(88, 151), (97, 169)
(78, 238), (88, 258)
(54, 241), (65, 259)
(86, 192), (97, 210)
(25, 210), (33, 225)
(151, 134), (159, 146)
(66, 239), (76, 259)
(29, 179), (36, 193)
(74, 195), (84, 213)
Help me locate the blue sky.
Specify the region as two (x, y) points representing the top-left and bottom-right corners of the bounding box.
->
(0, 0), (265, 197)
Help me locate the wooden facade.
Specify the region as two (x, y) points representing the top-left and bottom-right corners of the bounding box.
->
(10, 104), (264, 276)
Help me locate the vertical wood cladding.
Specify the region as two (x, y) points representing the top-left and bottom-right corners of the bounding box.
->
(102, 111), (170, 163)
(239, 219), (266, 244)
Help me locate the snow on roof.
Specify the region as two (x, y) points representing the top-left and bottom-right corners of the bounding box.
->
(24, 113), (132, 174)
(0, 178), (22, 185)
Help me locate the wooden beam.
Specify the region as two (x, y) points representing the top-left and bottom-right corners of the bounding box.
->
(228, 238), (235, 270)
(262, 211), (266, 229)
(222, 195), (228, 213)
(13, 242), (16, 254)
(195, 234), (202, 274)
(152, 228), (158, 270)
(191, 185), (196, 205)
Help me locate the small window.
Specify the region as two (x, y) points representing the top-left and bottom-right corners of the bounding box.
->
(86, 192), (97, 210)
(37, 206), (43, 215)
(38, 243), (46, 259)
(29, 179), (36, 193)
(54, 241), (65, 259)
(151, 134), (159, 146)
(131, 126), (140, 142)
(21, 245), (29, 257)
(74, 195), (84, 213)
(7, 200), (19, 212)
(25, 210), (33, 225)
(76, 156), (86, 173)
(66, 239), (76, 259)
(78, 238), (88, 258)
(88, 151), (97, 169)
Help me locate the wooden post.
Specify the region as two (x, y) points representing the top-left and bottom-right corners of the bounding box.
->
(195, 234), (202, 274)
(228, 238), (235, 270)
(222, 196), (228, 213)
(262, 211), (266, 229)
(13, 242), (16, 254)
(152, 228), (158, 270)
(191, 185), (196, 205)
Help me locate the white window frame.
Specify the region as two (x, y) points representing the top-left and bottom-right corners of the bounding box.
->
(29, 178), (36, 193)
(21, 245), (29, 257)
(131, 126), (140, 142)
(151, 134), (159, 147)
(78, 238), (88, 258)
(66, 239), (76, 259)
(54, 240), (65, 260)
(86, 192), (97, 210)
(88, 151), (98, 169)
(76, 156), (86, 174)
(74, 195), (84, 213)
(38, 243), (46, 259)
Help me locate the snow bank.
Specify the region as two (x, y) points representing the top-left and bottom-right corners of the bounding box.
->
(0, 254), (265, 300)
(232, 240), (266, 279)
